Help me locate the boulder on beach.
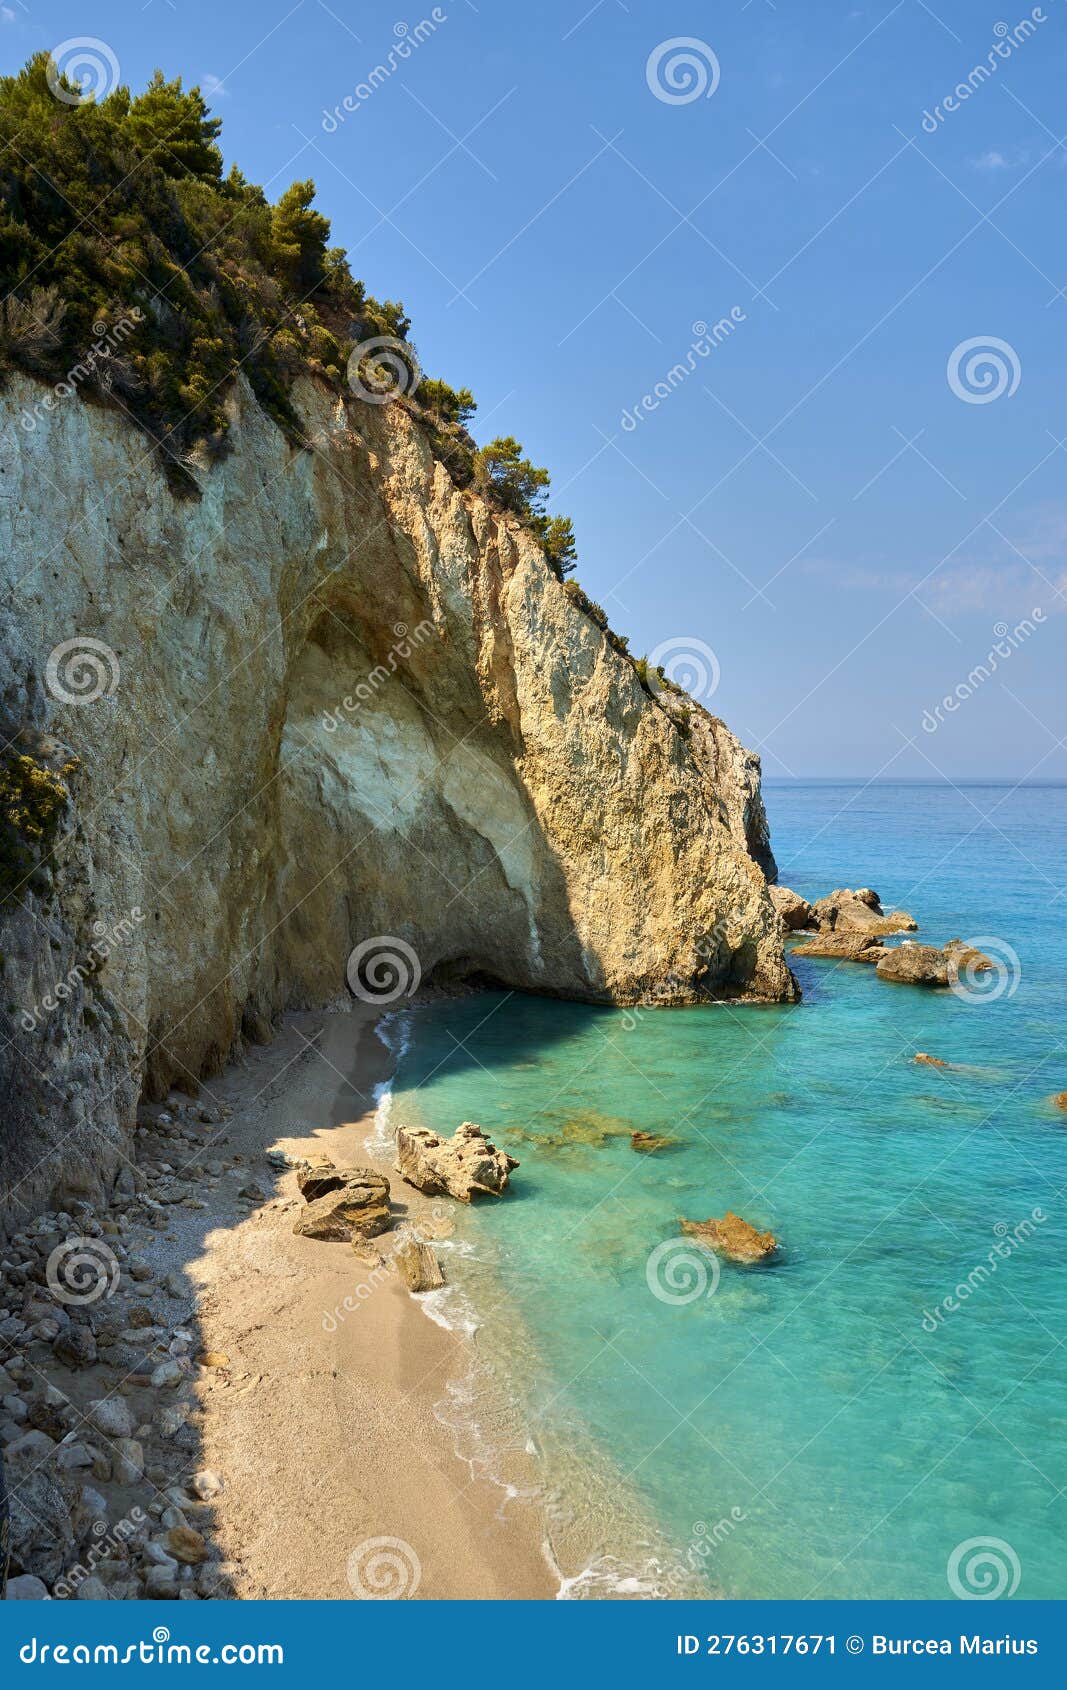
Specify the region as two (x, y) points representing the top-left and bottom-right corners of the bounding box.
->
(395, 1121), (518, 1202)
(292, 1168), (391, 1240)
(769, 885), (815, 931)
(812, 888), (917, 936)
(295, 1158), (360, 1203)
(680, 1211), (778, 1264)
(294, 1162), (348, 1203)
(393, 1236), (446, 1293)
(792, 932), (888, 963)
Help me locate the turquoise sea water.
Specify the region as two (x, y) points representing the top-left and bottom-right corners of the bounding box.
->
(388, 782), (1067, 1600)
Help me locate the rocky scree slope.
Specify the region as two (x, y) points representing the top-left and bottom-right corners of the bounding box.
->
(0, 374), (793, 1224)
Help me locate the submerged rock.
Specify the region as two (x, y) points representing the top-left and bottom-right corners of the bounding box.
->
(393, 1236), (446, 1293)
(680, 1211), (778, 1264)
(395, 1122), (518, 1202)
(914, 1053), (949, 1068)
(631, 1131), (672, 1153)
(1052, 1092), (1067, 1112)
(292, 1171), (391, 1241)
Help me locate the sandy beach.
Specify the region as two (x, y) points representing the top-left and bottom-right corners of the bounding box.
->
(151, 1002), (555, 1601)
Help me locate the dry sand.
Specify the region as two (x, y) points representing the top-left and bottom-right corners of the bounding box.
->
(173, 1002), (555, 1600)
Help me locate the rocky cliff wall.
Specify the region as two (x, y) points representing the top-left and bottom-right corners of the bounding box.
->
(0, 374), (793, 1225)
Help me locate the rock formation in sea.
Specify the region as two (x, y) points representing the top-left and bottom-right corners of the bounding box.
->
(680, 1211), (778, 1263)
(395, 1121), (518, 1202)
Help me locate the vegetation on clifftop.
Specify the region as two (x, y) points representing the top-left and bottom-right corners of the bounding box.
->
(0, 54), (579, 577)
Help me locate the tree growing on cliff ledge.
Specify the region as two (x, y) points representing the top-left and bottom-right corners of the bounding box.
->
(473, 439), (577, 579)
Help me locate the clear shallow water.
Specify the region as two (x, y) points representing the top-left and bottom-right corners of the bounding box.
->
(390, 782), (1067, 1599)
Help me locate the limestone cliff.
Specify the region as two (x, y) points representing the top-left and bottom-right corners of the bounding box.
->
(0, 374), (793, 1222)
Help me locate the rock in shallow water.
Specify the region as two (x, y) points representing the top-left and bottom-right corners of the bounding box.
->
(812, 887), (917, 936)
(395, 1122), (518, 1202)
(768, 885), (815, 931)
(875, 940), (993, 987)
(393, 1236), (446, 1293)
(680, 1211), (778, 1264)
(792, 932), (887, 963)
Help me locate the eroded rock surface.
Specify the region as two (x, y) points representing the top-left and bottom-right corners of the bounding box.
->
(291, 1168), (391, 1240)
(875, 941), (992, 988)
(392, 1236), (446, 1293)
(769, 885), (815, 931)
(812, 888), (917, 936)
(395, 1122), (518, 1202)
(792, 933), (888, 963)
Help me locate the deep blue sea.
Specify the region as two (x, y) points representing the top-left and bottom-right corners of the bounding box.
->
(384, 782), (1067, 1600)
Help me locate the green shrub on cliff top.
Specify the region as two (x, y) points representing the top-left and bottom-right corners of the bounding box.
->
(0, 55), (397, 482)
(0, 54), (581, 568)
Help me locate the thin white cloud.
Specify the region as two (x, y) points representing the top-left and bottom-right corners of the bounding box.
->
(201, 73), (227, 98)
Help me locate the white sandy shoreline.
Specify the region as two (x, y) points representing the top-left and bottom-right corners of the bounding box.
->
(181, 1000), (557, 1600)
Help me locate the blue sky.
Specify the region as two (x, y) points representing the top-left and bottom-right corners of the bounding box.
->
(4, 0), (1065, 777)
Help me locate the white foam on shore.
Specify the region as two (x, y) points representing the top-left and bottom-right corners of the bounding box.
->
(364, 1010), (413, 1156)
(542, 1538), (687, 1601)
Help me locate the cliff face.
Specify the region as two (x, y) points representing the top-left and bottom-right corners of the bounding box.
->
(0, 374), (793, 1222)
